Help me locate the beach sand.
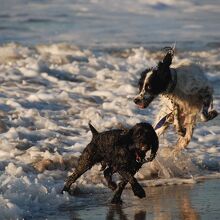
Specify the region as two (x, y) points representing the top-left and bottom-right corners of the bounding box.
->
(57, 179), (220, 220)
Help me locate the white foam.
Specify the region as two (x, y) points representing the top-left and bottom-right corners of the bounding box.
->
(0, 43), (219, 218)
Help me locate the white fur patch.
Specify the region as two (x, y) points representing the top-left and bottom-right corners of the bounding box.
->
(138, 70), (153, 98)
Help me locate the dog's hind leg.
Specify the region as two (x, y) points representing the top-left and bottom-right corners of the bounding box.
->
(198, 88), (218, 121)
(118, 170), (146, 199)
(104, 167), (117, 191)
(173, 104), (186, 137)
(111, 180), (128, 204)
(201, 97), (218, 121)
(62, 145), (96, 194)
(174, 114), (196, 151)
(62, 162), (92, 194)
(62, 165), (92, 194)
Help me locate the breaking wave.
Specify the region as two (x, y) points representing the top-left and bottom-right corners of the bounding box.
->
(0, 42), (219, 218)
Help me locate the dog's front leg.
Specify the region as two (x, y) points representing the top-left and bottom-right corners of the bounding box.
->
(104, 167), (117, 191)
(173, 104), (186, 137)
(175, 115), (196, 151)
(118, 170), (146, 199)
(111, 180), (128, 204)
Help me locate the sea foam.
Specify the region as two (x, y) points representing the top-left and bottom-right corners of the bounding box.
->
(0, 43), (219, 218)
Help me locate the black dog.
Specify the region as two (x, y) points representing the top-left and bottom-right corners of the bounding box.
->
(62, 122), (158, 204)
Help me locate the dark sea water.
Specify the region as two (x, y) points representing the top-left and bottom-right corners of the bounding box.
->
(1, 0), (220, 49)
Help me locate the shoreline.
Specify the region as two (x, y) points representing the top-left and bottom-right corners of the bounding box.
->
(46, 178), (220, 220)
(140, 172), (220, 187)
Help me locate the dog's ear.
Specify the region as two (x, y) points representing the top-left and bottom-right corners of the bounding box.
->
(146, 132), (159, 162)
(156, 62), (171, 83)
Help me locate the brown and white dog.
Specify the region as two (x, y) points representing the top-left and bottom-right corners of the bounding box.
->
(134, 47), (218, 151)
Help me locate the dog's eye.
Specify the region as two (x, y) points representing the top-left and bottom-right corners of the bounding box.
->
(135, 131), (142, 137)
(145, 84), (152, 91)
(146, 85), (151, 90)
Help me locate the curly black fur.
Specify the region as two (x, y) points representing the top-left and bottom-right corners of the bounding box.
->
(62, 122), (158, 204)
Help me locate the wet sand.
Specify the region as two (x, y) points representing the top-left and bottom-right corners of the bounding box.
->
(56, 179), (220, 220)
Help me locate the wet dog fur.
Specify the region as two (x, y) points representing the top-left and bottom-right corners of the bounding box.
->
(62, 122), (158, 204)
(134, 47), (218, 151)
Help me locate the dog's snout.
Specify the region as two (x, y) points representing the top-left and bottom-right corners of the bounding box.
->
(134, 97), (141, 104)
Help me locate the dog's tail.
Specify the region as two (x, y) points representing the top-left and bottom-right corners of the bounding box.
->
(88, 121), (99, 136)
(161, 43), (176, 68)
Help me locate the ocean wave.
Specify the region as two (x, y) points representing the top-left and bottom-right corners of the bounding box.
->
(0, 42), (219, 218)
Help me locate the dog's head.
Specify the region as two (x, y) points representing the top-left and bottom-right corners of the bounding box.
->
(129, 122), (159, 162)
(133, 48), (174, 109)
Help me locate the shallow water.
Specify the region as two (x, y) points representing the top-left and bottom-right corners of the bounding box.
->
(47, 179), (220, 220)
(1, 0), (220, 48)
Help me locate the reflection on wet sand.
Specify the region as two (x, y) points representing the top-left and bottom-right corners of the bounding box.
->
(67, 183), (200, 220)
(180, 196), (200, 220)
(105, 186), (200, 220)
(138, 184), (200, 220)
(106, 206), (146, 220)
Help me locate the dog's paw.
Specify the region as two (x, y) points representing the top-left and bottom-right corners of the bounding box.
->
(132, 183), (146, 198)
(201, 110), (218, 122)
(208, 110), (218, 120)
(61, 185), (70, 194)
(109, 181), (117, 191)
(111, 197), (123, 205)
